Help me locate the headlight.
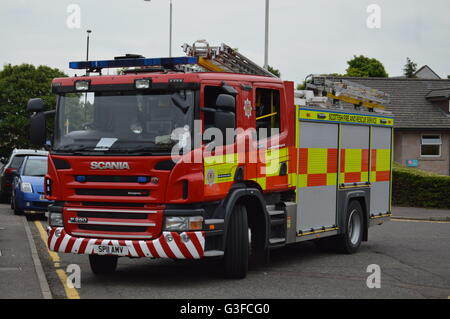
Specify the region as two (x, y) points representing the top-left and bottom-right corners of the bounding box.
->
(165, 216), (203, 231)
(49, 212), (64, 227)
(20, 182), (33, 193)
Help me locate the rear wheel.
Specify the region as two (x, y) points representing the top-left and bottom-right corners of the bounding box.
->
(89, 255), (118, 275)
(223, 204), (249, 279)
(335, 200), (364, 254)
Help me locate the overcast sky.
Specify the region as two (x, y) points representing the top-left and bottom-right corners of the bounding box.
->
(1, 0), (449, 84)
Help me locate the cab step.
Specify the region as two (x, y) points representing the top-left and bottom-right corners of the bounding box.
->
(266, 204), (287, 248)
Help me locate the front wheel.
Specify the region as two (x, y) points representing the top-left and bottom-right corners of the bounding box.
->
(89, 255), (118, 275)
(12, 192), (23, 216)
(223, 204), (249, 279)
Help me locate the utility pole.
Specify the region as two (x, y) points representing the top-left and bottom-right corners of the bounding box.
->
(264, 0), (269, 70)
(169, 0), (173, 57)
(86, 30), (92, 61)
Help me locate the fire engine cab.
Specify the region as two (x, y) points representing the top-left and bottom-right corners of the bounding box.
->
(27, 41), (393, 278)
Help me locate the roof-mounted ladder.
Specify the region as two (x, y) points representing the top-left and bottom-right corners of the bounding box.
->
(182, 40), (276, 78)
(306, 75), (390, 111)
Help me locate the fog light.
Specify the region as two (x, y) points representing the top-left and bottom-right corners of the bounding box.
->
(165, 234), (174, 242)
(49, 212), (64, 227)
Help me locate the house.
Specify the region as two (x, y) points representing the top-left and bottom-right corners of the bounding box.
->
(335, 76), (450, 175)
(414, 65), (441, 80)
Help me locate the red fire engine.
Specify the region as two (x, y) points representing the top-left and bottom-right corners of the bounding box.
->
(28, 41), (393, 278)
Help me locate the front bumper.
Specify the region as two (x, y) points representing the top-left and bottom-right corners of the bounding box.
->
(47, 227), (205, 259)
(17, 191), (52, 212)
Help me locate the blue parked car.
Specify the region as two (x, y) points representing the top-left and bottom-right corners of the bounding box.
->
(11, 155), (53, 216)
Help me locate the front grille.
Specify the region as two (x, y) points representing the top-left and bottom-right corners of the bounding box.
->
(75, 189), (149, 197)
(65, 206), (162, 240)
(78, 224), (147, 233)
(77, 211), (147, 220)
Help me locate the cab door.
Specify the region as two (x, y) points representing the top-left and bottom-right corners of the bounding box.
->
(251, 84), (289, 192)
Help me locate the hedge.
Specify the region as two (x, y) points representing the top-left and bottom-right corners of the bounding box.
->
(392, 162), (450, 208)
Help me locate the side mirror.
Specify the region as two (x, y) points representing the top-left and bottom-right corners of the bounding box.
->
(27, 98), (45, 113)
(30, 112), (47, 146)
(216, 94), (235, 112)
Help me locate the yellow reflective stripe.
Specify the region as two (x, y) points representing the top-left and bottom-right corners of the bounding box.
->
(344, 149), (362, 173)
(299, 109), (394, 127)
(204, 153), (238, 166)
(326, 173), (337, 186)
(376, 149), (391, 171)
(307, 148), (327, 174)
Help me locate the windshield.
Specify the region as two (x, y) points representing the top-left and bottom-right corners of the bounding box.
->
(54, 90), (195, 154)
(24, 158), (48, 176)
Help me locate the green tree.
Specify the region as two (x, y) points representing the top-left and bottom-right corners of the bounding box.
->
(267, 65), (281, 77)
(0, 64), (66, 158)
(403, 57), (417, 78)
(345, 55), (388, 78)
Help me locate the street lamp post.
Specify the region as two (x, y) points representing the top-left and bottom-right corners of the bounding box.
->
(86, 29), (92, 61)
(144, 0), (173, 57)
(264, 0), (269, 70)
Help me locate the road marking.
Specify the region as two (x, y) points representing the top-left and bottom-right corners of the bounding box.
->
(391, 218), (450, 224)
(34, 220), (80, 299)
(23, 218), (52, 299)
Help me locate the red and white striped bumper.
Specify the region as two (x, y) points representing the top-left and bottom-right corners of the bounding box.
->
(47, 227), (205, 259)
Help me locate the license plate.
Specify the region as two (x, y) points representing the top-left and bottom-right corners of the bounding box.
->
(39, 195), (46, 200)
(93, 245), (129, 256)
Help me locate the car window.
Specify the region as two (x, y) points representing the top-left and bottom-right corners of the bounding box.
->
(23, 159), (48, 176)
(10, 155), (26, 169)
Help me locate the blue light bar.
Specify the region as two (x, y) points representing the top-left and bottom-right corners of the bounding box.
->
(69, 56), (198, 70)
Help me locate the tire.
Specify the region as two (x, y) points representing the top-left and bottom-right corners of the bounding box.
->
(89, 255), (118, 275)
(335, 200), (364, 254)
(12, 192), (23, 216)
(223, 204), (249, 279)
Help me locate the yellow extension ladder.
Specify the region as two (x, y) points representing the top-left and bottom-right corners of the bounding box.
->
(182, 40), (276, 78)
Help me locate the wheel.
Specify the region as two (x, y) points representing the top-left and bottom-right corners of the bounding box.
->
(223, 204), (249, 279)
(89, 255), (118, 275)
(335, 200), (364, 254)
(11, 191), (23, 216)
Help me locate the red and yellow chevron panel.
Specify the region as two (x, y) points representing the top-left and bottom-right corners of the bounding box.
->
(298, 148), (338, 187)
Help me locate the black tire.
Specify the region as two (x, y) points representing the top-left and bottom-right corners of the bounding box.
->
(223, 204), (249, 279)
(12, 192), (23, 216)
(89, 255), (118, 275)
(335, 200), (364, 254)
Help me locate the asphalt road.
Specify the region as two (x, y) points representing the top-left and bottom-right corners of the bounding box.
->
(2, 204), (450, 299)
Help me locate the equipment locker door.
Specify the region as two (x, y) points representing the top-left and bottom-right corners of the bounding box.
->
(297, 121), (339, 233)
(370, 126), (392, 214)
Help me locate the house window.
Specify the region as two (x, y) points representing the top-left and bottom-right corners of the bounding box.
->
(421, 135), (441, 157)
